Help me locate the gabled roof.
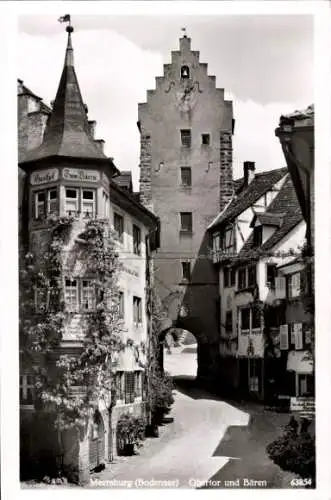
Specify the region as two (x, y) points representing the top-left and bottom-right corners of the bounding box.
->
(113, 171), (133, 192)
(239, 174), (303, 257)
(19, 28), (117, 172)
(208, 167), (288, 230)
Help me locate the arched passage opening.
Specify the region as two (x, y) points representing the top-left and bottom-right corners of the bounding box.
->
(163, 328), (198, 380)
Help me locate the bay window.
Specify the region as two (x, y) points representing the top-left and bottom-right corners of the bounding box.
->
(65, 188), (79, 216)
(34, 187), (59, 219)
(82, 189), (95, 218)
(47, 189), (58, 215)
(64, 188), (96, 217)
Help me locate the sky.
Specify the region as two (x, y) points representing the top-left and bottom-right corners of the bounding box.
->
(18, 14), (314, 189)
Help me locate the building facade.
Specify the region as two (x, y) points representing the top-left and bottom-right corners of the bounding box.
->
(138, 34), (234, 380)
(19, 27), (159, 483)
(209, 165), (307, 402)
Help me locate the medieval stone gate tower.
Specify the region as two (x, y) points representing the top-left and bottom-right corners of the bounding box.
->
(138, 34), (234, 381)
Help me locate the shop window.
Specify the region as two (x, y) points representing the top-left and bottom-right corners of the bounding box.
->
(133, 224), (141, 255)
(114, 213), (124, 243)
(180, 129), (191, 147)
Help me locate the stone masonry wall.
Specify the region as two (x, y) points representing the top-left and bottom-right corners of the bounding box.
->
(139, 134), (152, 211)
(220, 131), (234, 212)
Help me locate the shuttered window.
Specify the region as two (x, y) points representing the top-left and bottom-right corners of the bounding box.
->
(125, 372), (135, 404)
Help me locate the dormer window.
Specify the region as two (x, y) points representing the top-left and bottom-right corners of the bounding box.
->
(181, 65), (190, 79)
(253, 226), (262, 247)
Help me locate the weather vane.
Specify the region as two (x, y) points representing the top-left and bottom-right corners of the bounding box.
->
(58, 14), (73, 33)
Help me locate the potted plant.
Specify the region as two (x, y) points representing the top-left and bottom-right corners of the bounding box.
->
(116, 414), (146, 456)
(149, 371), (174, 426)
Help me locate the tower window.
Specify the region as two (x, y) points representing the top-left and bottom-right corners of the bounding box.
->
(180, 129), (191, 147)
(180, 167), (192, 186)
(180, 65), (190, 79)
(180, 212), (192, 233)
(181, 261), (191, 281)
(202, 134), (210, 145)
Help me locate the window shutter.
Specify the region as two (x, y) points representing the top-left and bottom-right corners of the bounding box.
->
(279, 324), (289, 350)
(275, 277), (286, 299)
(294, 323), (303, 350)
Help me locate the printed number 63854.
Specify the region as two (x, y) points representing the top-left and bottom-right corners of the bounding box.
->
(290, 478), (312, 487)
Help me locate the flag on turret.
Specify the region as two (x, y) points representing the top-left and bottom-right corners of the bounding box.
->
(58, 14), (71, 23)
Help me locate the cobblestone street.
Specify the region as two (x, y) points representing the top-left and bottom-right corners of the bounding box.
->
(89, 347), (298, 489)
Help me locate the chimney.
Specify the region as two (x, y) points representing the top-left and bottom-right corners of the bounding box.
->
(244, 161), (255, 186)
(94, 139), (105, 153)
(88, 120), (96, 138)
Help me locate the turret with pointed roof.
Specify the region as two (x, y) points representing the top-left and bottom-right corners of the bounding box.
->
(20, 25), (118, 176)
